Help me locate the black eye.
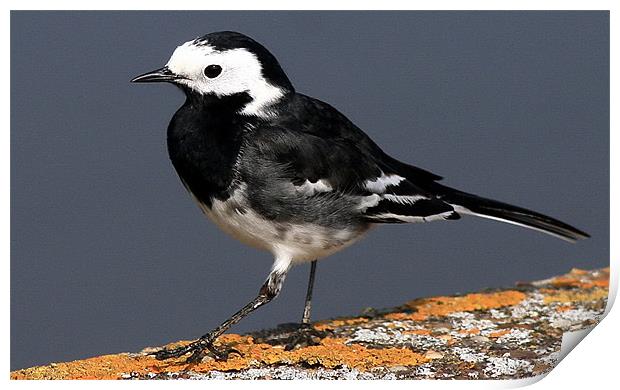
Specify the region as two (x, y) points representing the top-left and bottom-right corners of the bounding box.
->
(204, 64), (222, 78)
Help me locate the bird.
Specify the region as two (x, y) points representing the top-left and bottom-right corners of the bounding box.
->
(131, 31), (589, 362)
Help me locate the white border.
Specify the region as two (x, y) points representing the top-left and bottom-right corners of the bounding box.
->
(4, 1), (616, 389)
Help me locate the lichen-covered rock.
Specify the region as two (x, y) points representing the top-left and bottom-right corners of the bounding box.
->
(11, 267), (609, 380)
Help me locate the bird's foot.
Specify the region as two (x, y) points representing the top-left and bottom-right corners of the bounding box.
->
(150, 338), (240, 363)
(282, 323), (329, 351)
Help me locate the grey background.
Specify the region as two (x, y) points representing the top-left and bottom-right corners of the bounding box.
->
(11, 11), (609, 370)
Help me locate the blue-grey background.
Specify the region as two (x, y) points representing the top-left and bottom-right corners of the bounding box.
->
(11, 11), (609, 370)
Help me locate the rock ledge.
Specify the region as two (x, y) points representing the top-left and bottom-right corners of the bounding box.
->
(11, 267), (609, 380)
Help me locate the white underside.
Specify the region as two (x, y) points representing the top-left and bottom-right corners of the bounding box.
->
(188, 185), (368, 272)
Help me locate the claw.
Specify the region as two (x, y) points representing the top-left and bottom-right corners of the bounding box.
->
(210, 346), (241, 361)
(149, 344), (194, 360)
(186, 348), (206, 363)
(283, 325), (329, 351)
(149, 339), (241, 363)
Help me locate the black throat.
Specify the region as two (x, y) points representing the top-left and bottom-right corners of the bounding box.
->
(166, 91), (256, 208)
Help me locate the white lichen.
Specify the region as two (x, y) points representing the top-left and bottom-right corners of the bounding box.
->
(489, 309), (509, 319)
(415, 364), (436, 378)
(347, 328), (392, 343)
(483, 356), (533, 378)
(452, 347), (488, 363)
(549, 308), (602, 330)
(494, 328), (533, 345)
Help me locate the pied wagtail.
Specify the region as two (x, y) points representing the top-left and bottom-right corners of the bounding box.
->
(132, 31), (589, 362)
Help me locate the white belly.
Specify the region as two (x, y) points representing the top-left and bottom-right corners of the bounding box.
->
(191, 186), (368, 264)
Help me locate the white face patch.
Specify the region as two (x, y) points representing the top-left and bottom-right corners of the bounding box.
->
(166, 41), (284, 118)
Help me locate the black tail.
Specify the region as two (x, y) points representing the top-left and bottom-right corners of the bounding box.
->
(436, 185), (590, 242)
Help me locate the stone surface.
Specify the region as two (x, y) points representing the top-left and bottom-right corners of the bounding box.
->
(11, 267), (609, 380)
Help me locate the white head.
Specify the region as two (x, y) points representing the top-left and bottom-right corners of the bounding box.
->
(132, 32), (294, 118)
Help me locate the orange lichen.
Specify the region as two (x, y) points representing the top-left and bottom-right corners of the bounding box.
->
(11, 336), (428, 380)
(459, 328), (481, 335)
(384, 312), (427, 321)
(403, 329), (432, 336)
(489, 329), (512, 338)
(550, 268), (609, 289)
(551, 278), (607, 289)
(556, 305), (574, 312)
(314, 317), (369, 331)
(386, 290), (527, 321)
(282, 338), (427, 369)
(10, 354), (157, 380)
(543, 288), (608, 304)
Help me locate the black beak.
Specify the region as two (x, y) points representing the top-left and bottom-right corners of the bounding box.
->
(131, 66), (183, 83)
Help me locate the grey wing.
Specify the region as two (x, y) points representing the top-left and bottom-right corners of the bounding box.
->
(239, 126), (460, 226)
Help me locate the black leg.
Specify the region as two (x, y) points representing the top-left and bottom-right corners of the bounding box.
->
(151, 268), (288, 362)
(301, 260), (317, 325)
(282, 260), (328, 351)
